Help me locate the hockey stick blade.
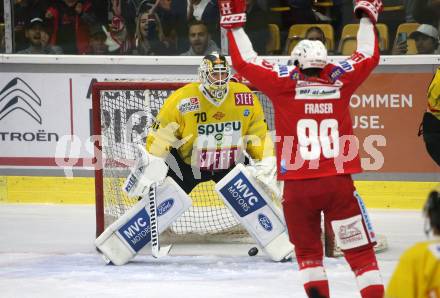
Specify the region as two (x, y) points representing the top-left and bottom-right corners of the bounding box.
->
(152, 244), (172, 258)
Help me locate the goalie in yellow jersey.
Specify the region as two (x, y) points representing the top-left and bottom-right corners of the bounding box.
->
(145, 52), (280, 196)
(385, 185), (440, 298)
(119, 52), (293, 263)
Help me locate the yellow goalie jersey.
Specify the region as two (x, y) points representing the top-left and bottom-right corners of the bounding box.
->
(385, 240), (440, 298)
(428, 67), (440, 120)
(146, 82), (273, 171)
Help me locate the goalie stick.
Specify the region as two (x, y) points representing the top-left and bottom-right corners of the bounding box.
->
(148, 182), (172, 258)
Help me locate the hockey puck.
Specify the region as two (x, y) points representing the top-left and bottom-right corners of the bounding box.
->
(248, 247), (259, 256)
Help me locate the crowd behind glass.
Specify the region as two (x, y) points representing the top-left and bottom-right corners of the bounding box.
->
(0, 0), (439, 55)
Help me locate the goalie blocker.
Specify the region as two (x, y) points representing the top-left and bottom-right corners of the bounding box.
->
(95, 177), (192, 265)
(215, 164), (294, 262)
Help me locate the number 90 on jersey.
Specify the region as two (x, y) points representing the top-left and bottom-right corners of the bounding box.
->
(297, 119), (339, 160)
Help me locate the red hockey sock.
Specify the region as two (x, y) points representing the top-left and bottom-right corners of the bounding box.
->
(299, 260), (329, 298)
(304, 280), (330, 298)
(344, 248), (384, 298)
(360, 284), (385, 298)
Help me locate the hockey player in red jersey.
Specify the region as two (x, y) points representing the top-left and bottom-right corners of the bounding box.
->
(219, 0), (385, 297)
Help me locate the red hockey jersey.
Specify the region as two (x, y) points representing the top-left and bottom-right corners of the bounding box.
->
(228, 18), (380, 180)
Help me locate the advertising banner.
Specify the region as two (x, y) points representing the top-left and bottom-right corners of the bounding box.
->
(0, 73), (166, 168)
(352, 73), (438, 173)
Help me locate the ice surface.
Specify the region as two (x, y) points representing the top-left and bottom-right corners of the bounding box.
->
(0, 204), (426, 298)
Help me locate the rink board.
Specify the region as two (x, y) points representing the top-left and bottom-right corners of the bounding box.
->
(0, 175), (437, 209)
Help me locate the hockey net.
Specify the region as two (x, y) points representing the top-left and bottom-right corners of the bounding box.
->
(92, 81), (387, 256)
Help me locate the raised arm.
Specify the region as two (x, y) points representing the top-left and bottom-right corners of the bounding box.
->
(336, 0), (383, 90)
(219, 0), (294, 99)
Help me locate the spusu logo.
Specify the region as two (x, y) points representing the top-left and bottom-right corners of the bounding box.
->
(0, 78), (42, 124)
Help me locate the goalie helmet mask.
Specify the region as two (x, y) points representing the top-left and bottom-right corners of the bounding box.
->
(290, 39), (327, 70)
(423, 184), (440, 236)
(199, 52), (231, 103)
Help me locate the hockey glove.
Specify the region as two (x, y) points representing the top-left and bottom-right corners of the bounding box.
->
(246, 156), (284, 200)
(123, 144), (168, 198)
(354, 0), (383, 23)
(219, 0), (247, 30)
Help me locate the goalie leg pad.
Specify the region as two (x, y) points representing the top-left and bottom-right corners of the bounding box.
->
(95, 177), (192, 265)
(215, 164), (294, 262)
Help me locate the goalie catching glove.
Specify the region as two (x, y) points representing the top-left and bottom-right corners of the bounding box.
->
(219, 0), (246, 29)
(354, 0), (383, 23)
(246, 156), (284, 200)
(123, 144), (168, 198)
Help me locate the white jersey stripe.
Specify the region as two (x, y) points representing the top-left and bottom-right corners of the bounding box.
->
(231, 28), (258, 62)
(300, 266), (328, 283)
(356, 270), (383, 290)
(357, 18), (376, 57)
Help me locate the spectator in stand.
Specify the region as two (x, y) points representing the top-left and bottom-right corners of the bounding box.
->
(85, 24), (108, 55)
(45, 0), (97, 54)
(187, 0), (220, 45)
(149, 0), (186, 54)
(133, 10), (172, 55)
(283, 26), (327, 55)
(17, 17), (63, 54)
(40, 25), (51, 48)
(305, 26), (332, 54)
(13, 0), (50, 52)
(106, 0), (135, 55)
(106, 0), (147, 45)
(410, 24), (440, 54)
(391, 33), (408, 55)
(392, 24), (439, 54)
(181, 20), (219, 56)
(385, 185), (440, 297)
(304, 26), (326, 43)
(244, 0), (270, 54)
